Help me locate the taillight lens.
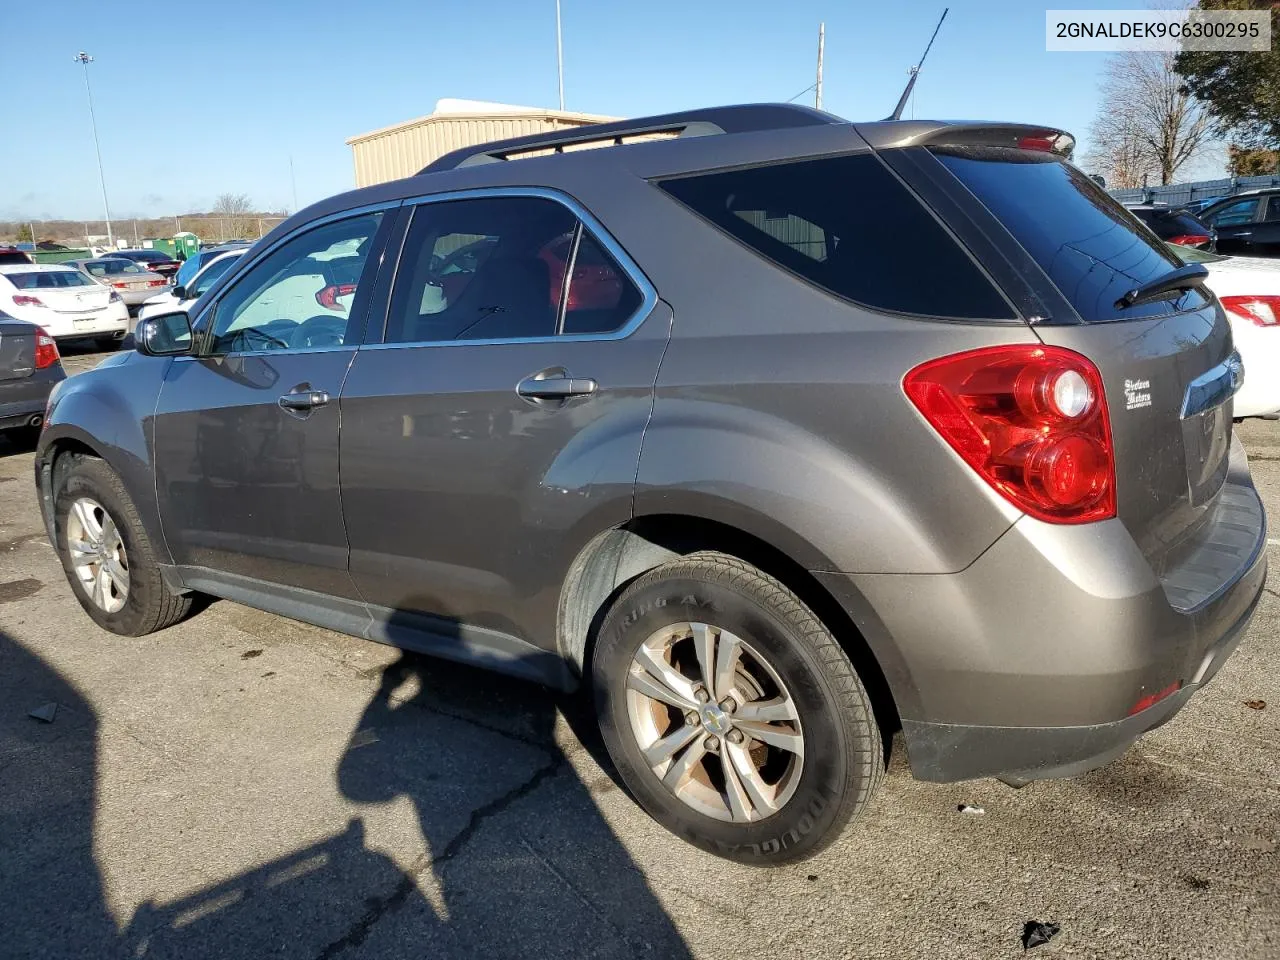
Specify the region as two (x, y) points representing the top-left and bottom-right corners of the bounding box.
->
(904, 345), (1115, 524)
(34, 327), (59, 369)
(147, 279), (166, 287)
(1128, 680), (1182, 716)
(1167, 234), (1211, 247)
(111, 281), (130, 289)
(13, 294), (45, 308)
(315, 283), (357, 310)
(1221, 295), (1280, 327)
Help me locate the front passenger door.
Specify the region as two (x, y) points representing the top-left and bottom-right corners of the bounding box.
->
(153, 211), (391, 598)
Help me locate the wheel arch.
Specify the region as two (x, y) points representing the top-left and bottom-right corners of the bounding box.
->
(557, 511), (911, 745)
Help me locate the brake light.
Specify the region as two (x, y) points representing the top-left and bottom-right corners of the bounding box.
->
(147, 279), (166, 287)
(904, 345), (1115, 523)
(315, 283), (357, 310)
(1018, 135), (1057, 152)
(1167, 234), (1211, 247)
(111, 281), (130, 289)
(1128, 680), (1182, 716)
(33, 327), (59, 370)
(1221, 295), (1280, 327)
(12, 294), (45, 308)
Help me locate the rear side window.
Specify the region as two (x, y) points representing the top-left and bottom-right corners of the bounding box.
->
(385, 195), (645, 343)
(936, 148), (1206, 322)
(658, 153), (1013, 320)
(1206, 197), (1259, 227)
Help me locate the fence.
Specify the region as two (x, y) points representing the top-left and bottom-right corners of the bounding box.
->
(2, 216), (289, 250)
(1110, 173), (1280, 207)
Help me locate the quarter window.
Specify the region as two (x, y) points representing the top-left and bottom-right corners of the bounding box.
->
(659, 153), (1014, 319)
(1266, 196), (1280, 222)
(385, 195), (644, 344)
(204, 213), (382, 355)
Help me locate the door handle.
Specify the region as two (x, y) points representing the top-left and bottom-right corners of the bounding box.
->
(278, 389), (330, 412)
(517, 374), (598, 401)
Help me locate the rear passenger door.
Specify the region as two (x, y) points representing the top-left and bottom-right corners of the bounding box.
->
(1252, 195), (1280, 254)
(338, 191), (669, 647)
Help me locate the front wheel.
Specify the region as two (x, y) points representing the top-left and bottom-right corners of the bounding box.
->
(54, 455), (191, 635)
(593, 552), (883, 864)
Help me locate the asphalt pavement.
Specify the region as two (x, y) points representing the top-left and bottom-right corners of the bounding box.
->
(1, 344), (1276, 959)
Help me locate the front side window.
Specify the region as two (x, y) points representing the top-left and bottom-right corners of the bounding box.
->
(1209, 198), (1260, 227)
(191, 254), (241, 297)
(385, 196), (643, 344)
(204, 213), (382, 354)
(659, 153), (1014, 320)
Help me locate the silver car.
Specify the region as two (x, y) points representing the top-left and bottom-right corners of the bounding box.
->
(67, 257), (171, 313)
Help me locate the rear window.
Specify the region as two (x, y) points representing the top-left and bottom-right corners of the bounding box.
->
(1129, 208), (1212, 241)
(0, 250), (32, 265)
(7, 270), (93, 289)
(937, 148), (1206, 321)
(658, 153), (1014, 320)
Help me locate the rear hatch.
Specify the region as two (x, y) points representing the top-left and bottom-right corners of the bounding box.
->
(0, 317), (37, 380)
(924, 143), (1242, 584)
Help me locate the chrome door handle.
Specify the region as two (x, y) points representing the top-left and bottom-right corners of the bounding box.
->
(517, 374), (598, 400)
(278, 389), (330, 412)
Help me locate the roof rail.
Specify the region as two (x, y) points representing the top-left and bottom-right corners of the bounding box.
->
(418, 103), (842, 174)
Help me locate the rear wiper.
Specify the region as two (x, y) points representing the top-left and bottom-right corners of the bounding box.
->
(1115, 263), (1208, 309)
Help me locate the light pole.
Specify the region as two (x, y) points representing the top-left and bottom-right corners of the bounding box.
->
(74, 52), (113, 249)
(555, 0), (565, 111)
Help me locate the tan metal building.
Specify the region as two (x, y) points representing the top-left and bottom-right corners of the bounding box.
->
(345, 98), (618, 187)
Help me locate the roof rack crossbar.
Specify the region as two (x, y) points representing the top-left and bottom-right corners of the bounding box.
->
(419, 103), (840, 174)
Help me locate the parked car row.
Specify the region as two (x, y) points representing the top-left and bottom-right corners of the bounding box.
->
(0, 264), (129, 349)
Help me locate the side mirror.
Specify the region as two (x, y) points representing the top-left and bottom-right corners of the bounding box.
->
(136, 311), (194, 357)
(172, 284), (188, 300)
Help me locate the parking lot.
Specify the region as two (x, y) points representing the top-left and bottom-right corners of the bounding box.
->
(0, 345), (1276, 960)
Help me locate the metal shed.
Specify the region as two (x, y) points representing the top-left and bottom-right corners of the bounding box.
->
(345, 99), (617, 187)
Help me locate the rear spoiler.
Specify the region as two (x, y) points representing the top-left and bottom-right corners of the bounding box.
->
(853, 121), (1075, 160)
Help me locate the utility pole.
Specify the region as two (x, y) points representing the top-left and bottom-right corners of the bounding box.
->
(815, 23), (825, 111)
(132, 220), (139, 246)
(289, 155), (299, 213)
(74, 52), (113, 248)
(28, 222), (36, 249)
(555, 0), (565, 111)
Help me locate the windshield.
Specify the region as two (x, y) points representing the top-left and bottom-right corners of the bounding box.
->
(7, 270), (94, 289)
(935, 147), (1208, 321)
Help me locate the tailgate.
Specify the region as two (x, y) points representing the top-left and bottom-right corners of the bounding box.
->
(1037, 304), (1236, 570)
(0, 320), (36, 380)
(922, 141), (1250, 579)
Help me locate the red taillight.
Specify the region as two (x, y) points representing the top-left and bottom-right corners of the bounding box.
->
(315, 283), (357, 310)
(1167, 234), (1211, 247)
(904, 345), (1115, 524)
(12, 294), (45, 308)
(1221, 295), (1280, 327)
(147, 279), (166, 287)
(1018, 135), (1057, 152)
(111, 281), (130, 289)
(1128, 680), (1182, 716)
(33, 327), (59, 370)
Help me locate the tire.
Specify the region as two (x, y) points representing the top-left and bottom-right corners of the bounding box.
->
(53, 455), (191, 635)
(593, 552), (883, 864)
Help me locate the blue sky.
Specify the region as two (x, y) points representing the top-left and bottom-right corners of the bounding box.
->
(6, 0), (1218, 221)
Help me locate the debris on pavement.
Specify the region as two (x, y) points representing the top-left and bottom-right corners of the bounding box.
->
(1244, 699), (1266, 710)
(957, 803), (985, 815)
(27, 702), (57, 723)
(241, 649), (263, 659)
(1022, 921), (1061, 950)
(806, 874), (818, 882)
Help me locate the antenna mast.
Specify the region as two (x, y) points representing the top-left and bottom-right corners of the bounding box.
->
(886, 8), (948, 121)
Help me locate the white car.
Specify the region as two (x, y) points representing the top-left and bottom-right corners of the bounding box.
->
(0, 264), (130, 349)
(1172, 244), (1280, 418)
(138, 249), (246, 321)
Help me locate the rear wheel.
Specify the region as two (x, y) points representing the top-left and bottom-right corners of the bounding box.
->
(593, 552), (883, 864)
(54, 455), (191, 635)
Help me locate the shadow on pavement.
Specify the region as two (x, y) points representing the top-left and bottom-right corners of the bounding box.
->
(1, 606), (691, 959)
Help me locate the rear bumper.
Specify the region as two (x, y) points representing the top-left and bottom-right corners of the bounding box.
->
(42, 304), (130, 339)
(817, 439), (1267, 783)
(0, 366), (64, 430)
(899, 580), (1260, 782)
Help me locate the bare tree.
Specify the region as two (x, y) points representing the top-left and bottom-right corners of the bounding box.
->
(1084, 50), (1214, 187)
(212, 193), (255, 239)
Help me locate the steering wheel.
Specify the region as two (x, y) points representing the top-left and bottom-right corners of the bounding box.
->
(291, 314), (348, 349)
